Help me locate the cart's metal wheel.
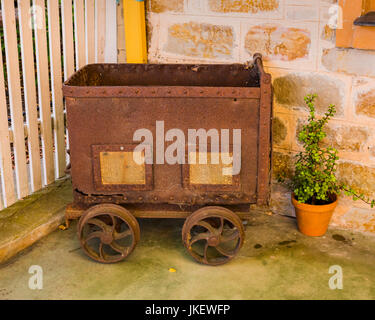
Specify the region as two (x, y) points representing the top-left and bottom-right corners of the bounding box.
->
(78, 204), (140, 263)
(182, 206), (245, 266)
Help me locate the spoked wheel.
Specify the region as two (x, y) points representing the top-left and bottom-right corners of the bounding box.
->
(182, 206), (245, 266)
(78, 204), (140, 263)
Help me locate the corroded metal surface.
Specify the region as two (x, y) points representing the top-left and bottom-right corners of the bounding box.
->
(66, 202), (253, 222)
(66, 96), (259, 203)
(63, 85), (261, 99)
(255, 54), (273, 205)
(92, 144), (153, 192)
(63, 55), (272, 208)
(182, 206), (245, 265)
(64, 63), (262, 89)
(78, 204), (140, 263)
(63, 53), (272, 264)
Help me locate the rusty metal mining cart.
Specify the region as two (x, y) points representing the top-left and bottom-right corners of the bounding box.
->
(63, 53), (272, 266)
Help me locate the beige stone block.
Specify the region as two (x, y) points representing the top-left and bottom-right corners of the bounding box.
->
(146, 13), (161, 63)
(273, 115), (288, 146)
(355, 88), (375, 119)
(272, 112), (296, 151)
(337, 162), (375, 198)
(272, 150), (294, 181)
(166, 22), (234, 59)
(286, 5), (319, 21)
(156, 15), (240, 62)
(241, 21), (318, 70)
(245, 24), (310, 61)
(324, 125), (369, 152)
(208, 0), (280, 14)
(295, 118), (373, 163)
(287, 0), (319, 5)
(333, 207), (375, 234)
(272, 72), (349, 116)
(186, 0), (203, 13)
(352, 77), (374, 87)
(149, 0), (184, 13)
(321, 48), (375, 77)
(295, 121), (369, 153)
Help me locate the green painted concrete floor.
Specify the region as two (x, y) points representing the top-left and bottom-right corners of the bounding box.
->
(0, 211), (375, 300)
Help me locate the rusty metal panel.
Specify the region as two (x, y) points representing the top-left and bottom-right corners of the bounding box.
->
(64, 59), (272, 210)
(63, 85), (261, 99)
(188, 152), (233, 185)
(100, 152), (145, 185)
(64, 63), (261, 88)
(254, 54), (273, 206)
(66, 96), (258, 204)
(92, 144), (153, 192)
(182, 146), (241, 192)
(65, 202), (253, 225)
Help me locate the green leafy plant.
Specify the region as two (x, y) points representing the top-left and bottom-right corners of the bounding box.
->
(290, 94), (375, 207)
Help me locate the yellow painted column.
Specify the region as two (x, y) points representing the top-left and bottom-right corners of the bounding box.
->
(123, 0), (147, 63)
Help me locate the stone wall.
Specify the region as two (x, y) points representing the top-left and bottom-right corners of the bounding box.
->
(145, 0), (375, 234)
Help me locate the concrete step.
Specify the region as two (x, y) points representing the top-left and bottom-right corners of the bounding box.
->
(0, 178), (72, 264)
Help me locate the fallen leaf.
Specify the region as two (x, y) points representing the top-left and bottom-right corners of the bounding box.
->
(169, 268), (176, 273)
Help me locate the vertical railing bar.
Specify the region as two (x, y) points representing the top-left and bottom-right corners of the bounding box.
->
(18, 0), (42, 192)
(74, 0), (86, 69)
(104, 0), (117, 63)
(2, 0), (29, 199)
(0, 29), (16, 208)
(61, 0), (75, 80)
(116, 0), (126, 63)
(85, 0), (95, 64)
(33, 0), (55, 185)
(47, 0), (66, 179)
(61, 0), (75, 175)
(95, 0), (106, 63)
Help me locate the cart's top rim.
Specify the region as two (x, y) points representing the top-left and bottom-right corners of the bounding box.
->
(64, 63), (262, 86)
(62, 85), (261, 98)
(63, 63), (264, 98)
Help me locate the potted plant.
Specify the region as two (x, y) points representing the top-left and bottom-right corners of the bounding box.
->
(289, 94), (374, 236)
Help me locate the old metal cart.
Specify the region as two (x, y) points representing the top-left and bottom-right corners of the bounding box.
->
(63, 53), (272, 266)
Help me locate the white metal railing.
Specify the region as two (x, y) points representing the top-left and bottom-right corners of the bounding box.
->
(0, 0), (117, 209)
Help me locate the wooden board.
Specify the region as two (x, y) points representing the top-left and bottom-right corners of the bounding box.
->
(105, 0), (117, 63)
(34, 0), (55, 185)
(0, 32), (16, 208)
(2, 0), (29, 198)
(74, 0), (86, 69)
(18, 0), (42, 192)
(61, 0), (75, 80)
(85, 0), (96, 64)
(117, 0), (126, 63)
(47, 0), (66, 178)
(95, 0), (106, 63)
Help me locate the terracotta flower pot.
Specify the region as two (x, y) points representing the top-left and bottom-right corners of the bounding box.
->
(291, 193), (338, 237)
